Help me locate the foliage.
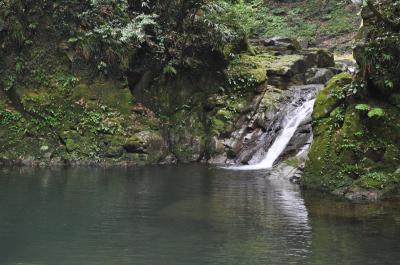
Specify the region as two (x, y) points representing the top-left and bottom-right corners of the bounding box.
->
(355, 104), (385, 118)
(363, 34), (400, 93)
(0, 0), (241, 76)
(255, 0), (359, 45)
(163, 65), (178, 76)
(367, 107), (385, 118)
(355, 104), (370, 111)
(209, 0), (263, 38)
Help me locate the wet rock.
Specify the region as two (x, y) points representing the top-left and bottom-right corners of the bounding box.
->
(105, 145), (124, 158)
(21, 156), (36, 166)
(124, 136), (146, 154)
(0, 157), (12, 166)
(306, 68), (335, 85)
(213, 84), (321, 166)
(50, 157), (64, 165)
(208, 154), (228, 165)
(290, 173), (302, 184)
(316, 49), (335, 68)
(283, 123), (313, 157)
(160, 154), (178, 164)
(335, 59), (357, 74)
(267, 55), (307, 77)
(263, 37), (302, 53)
(266, 55), (310, 88)
(43, 152), (52, 160)
(344, 189), (379, 201)
(124, 131), (167, 163)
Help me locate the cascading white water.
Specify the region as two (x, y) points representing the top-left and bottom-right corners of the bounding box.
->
(231, 97), (316, 170)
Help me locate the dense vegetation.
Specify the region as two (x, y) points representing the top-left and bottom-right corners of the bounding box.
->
(0, 0), (359, 76)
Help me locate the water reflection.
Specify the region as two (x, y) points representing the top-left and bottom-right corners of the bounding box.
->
(0, 165), (398, 265)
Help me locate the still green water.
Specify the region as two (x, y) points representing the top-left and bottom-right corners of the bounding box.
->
(0, 165), (399, 265)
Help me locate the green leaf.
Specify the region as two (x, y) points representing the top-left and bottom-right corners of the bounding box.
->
(67, 37), (79, 43)
(368, 108), (385, 118)
(355, 104), (370, 111)
(385, 80), (394, 89)
(163, 65), (177, 75)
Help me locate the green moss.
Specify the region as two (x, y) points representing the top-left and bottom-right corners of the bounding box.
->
(167, 109), (206, 162)
(267, 54), (304, 76)
(72, 80), (132, 115)
(312, 72), (352, 120)
(212, 118), (225, 132)
(225, 53), (274, 84)
(216, 108), (234, 121)
(261, 87), (283, 106)
(302, 117), (339, 190)
(305, 90), (400, 197)
(0, 65), (159, 163)
(65, 138), (77, 152)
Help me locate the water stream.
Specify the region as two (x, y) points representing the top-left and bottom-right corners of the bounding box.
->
(229, 85), (319, 170)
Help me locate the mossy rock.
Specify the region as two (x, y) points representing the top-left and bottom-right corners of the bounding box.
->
(168, 110), (206, 162)
(267, 54), (305, 77)
(65, 138), (78, 152)
(312, 72), (352, 120)
(305, 94), (400, 197)
(316, 49), (335, 67)
(124, 130), (167, 163)
(302, 116), (341, 190)
(225, 53), (274, 84)
(123, 135), (145, 153)
(72, 79), (132, 115)
(103, 135), (125, 158)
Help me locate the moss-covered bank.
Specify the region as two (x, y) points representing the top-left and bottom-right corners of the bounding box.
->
(303, 1), (400, 200)
(303, 73), (400, 200)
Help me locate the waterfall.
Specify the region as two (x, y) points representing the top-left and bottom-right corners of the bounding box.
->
(226, 86), (319, 170)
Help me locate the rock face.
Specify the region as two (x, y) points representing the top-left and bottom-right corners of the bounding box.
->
(0, 34), (336, 166)
(204, 43), (335, 165)
(0, 66), (170, 166)
(210, 84), (322, 166)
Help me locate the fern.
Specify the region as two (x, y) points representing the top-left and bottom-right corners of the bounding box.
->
(163, 65), (178, 76)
